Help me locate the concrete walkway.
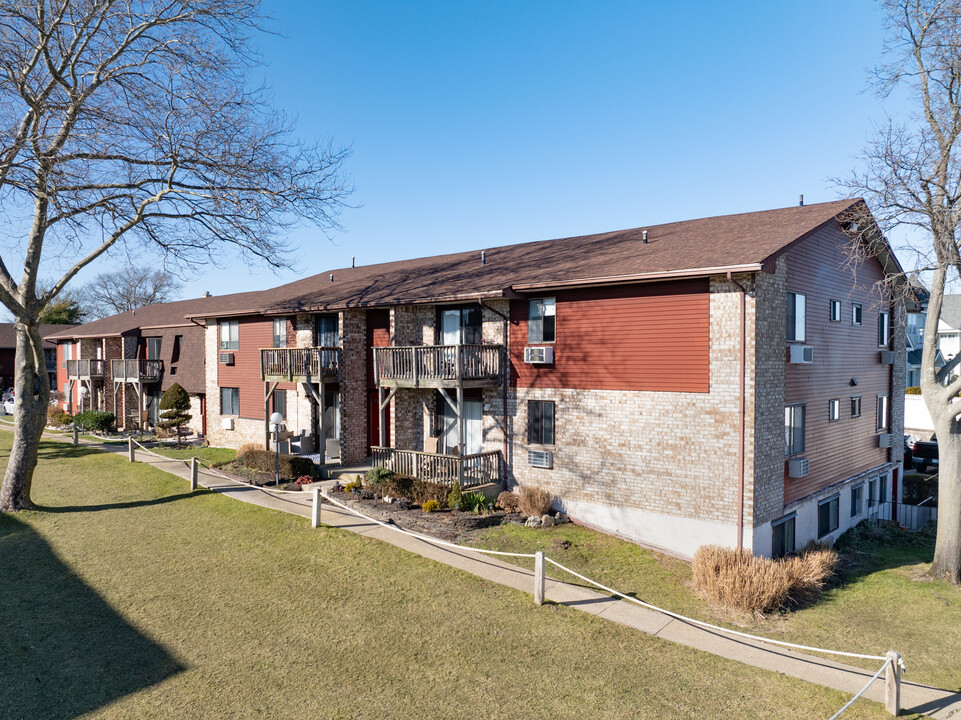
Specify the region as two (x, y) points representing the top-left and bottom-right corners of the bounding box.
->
(37, 431), (961, 718)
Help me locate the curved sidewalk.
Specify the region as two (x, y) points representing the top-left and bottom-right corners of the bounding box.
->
(34, 430), (961, 719)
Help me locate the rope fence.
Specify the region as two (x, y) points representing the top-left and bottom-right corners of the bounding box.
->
(826, 661), (892, 720)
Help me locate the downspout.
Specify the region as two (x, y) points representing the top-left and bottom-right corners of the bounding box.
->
(479, 298), (510, 481)
(727, 272), (755, 550)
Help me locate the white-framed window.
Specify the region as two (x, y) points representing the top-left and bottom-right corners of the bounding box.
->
(878, 310), (891, 347)
(528, 298), (556, 343)
(828, 398), (840, 422)
(772, 514), (796, 559)
(829, 299), (841, 322)
(852, 302), (863, 326)
(273, 388), (287, 420)
(851, 395), (861, 418)
(868, 477), (879, 507)
(818, 495), (840, 537)
(786, 292), (806, 342)
(273, 317), (287, 348)
(876, 394), (889, 432)
(219, 320), (239, 350)
(851, 483), (864, 518)
(221, 387), (239, 415)
(785, 404), (805, 456)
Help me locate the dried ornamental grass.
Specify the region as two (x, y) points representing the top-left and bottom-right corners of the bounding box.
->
(518, 486), (553, 517)
(692, 545), (837, 615)
(496, 491), (519, 513)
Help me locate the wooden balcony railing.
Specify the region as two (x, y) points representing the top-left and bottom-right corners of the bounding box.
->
(65, 359), (105, 379)
(374, 344), (502, 388)
(370, 447), (500, 488)
(111, 359), (163, 383)
(261, 347), (340, 382)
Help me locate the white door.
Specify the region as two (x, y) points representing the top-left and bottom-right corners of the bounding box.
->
(439, 399), (482, 455)
(441, 309), (461, 345)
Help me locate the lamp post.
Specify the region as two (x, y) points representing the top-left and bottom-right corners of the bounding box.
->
(269, 412), (284, 486)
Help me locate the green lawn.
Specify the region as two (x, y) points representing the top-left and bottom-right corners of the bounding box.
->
(147, 444), (237, 467)
(0, 437), (901, 720)
(468, 520), (961, 691)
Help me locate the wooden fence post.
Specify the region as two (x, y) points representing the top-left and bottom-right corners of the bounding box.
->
(128, 437), (134, 462)
(190, 457), (198, 491)
(885, 651), (901, 716)
(534, 551), (545, 605)
(311, 486), (322, 528)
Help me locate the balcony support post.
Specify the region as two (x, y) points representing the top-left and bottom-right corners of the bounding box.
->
(264, 381), (278, 452)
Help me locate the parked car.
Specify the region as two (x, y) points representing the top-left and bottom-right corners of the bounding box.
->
(3, 398), (14, 415)
(1, 388), (13, 403)
(913, 435), (939, 473)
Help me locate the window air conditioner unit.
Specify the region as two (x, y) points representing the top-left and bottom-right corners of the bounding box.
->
(524, 346), (554, 364)
(878, 433), (893, 448)
(221, 417), (234, 430)
(219, 352), (235, 365)
(789, 345), (813, 364)
(879, 351), (895, 365)
(787, 457), (809, 478)
(528, 449), (553, 469)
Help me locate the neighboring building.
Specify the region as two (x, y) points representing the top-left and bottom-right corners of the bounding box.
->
(175, 198), (906, 559)
(936, 295), (961, 370)
(0, 323), (76, 391)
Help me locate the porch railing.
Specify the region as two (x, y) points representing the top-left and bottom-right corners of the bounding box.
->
(375, 344), (502, 386)
(370, 447), (500, 488)
(65, 359), (105, 378)
(866, 500), (938, 532)
(260, 347), (340, 381)
(110, 358), (163, 383)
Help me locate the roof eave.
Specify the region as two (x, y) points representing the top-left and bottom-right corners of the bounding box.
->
(510, 264), (765, 292)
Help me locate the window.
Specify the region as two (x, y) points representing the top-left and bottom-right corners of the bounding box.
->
(852, 303), (863, 326)
(273, 318), (287, 348)
(440, 306), (482, 345)
(818, 496), (840, 537)
(851, 484), (864, 518)
(868, 478), (878, 507)
(828, 399), (840, 422)
(219, 321), (239, 350)
(878, 311), (891, 347)
(772, 515), (796, 559)
(786, 292), (806, 342)
(316, 314), (339, 347)
(528, 298), (556, 343)
(171, 335), (182, 364)
(528, 400), (555, 445)
(876, 394), (889, 431)
(879, 476), (888, 504)
(273, 389), (287, 420)
(221, 387), (239, 415)
(829, 299), (841, 322)
(851, 396), (861, 417)
(784, 404), (805, 456)
(145, 337), (162, 359)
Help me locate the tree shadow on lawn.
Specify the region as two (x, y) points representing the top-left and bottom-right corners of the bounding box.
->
(37, 490), (203, 514)
(0, 514), (183, 719)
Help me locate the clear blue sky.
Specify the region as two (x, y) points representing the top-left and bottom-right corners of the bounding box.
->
(79, 0), (909, 301)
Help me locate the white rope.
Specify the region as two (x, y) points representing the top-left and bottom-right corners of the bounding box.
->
(543, 557), (889, 662)
(319, 490), (538, 559)
(825, 660), (889, 720)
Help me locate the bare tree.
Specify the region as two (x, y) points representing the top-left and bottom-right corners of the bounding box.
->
(0, 1), (349, 512)
(80, 267), (182, 318)
(842, 0), (961, 583)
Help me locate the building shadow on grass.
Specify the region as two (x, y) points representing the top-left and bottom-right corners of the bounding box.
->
(37, 490), (202, 514)
(0, 515), (183, 719)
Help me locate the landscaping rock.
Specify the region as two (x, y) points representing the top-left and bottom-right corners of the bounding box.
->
(541, 514), (555, 528)
(555, 512), (569, 524)
(525, 516), (542, 528)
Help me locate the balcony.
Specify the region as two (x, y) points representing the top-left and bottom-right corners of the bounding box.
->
(370, 447), (501, 488)
(65, 359), (105, 380)
(260, 347), (340, 383)
(374, 344), (503, 388)
(111, 359), (163, 383)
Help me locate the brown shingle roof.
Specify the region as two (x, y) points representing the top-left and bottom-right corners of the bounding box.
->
(0, 324), (78, 349)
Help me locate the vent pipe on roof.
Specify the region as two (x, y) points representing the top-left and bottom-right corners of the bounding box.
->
(642, 230), (648, 243)
(481, 251), (486, 265)
(799, 194), (804, 207)
(330, 274), (334, 282)
(203, 291), (211, 298)
(352, 256), (355, 268)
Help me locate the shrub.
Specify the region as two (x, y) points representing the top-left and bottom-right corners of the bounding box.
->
(905, 386), (922, 395)
(237, 442), (261, 457)
(294, 475), (314, 486)
(158, 383), (192, 438)
(409, 480), (449, 508)
(496, 491), (519, 513)
(447, 482), (463, 509)
(518, 486), (553, 517)
(342, 477), (362, 492)
(692, 545), (837, 615)
(237, 449), (315, 480)
(46, 404), (62, 425)
(422, 499), (440, 513)
(52, 411), (73, 426)
(461, 491), (492, 515)
(365, 467), (395, 487)
(73, 410), (115, 432)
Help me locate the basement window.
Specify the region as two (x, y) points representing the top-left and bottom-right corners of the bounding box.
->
(818, 495), (840, 538)
(772, 514), (796, 559)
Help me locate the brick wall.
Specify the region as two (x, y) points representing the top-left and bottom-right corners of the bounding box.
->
(341, 309), (367, 465)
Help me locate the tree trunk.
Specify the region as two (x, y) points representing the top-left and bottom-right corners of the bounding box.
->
(931, 415), (961, 583)
(0, 322), (51, 512)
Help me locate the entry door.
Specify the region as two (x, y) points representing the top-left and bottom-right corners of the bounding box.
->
(438, 398), (482, 455)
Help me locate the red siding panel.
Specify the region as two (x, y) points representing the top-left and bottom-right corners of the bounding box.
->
(510, 279), (710, 392)
(217, 316), (272, 420)
(783, 225), (891, 503)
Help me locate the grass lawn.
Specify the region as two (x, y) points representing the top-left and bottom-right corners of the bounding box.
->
(147, 444), (237, 467)
(0, 436), (901, 720)
(468, 520), (961, 691)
